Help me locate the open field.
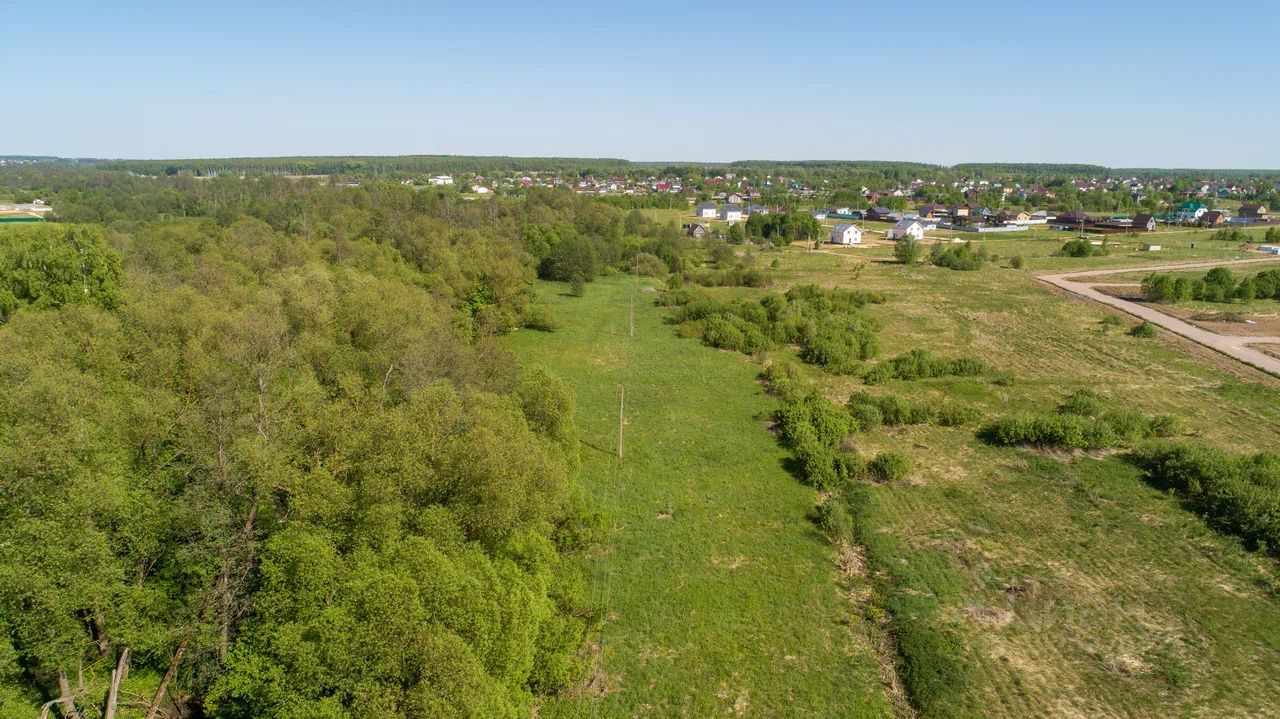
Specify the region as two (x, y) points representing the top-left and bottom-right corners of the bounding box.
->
(1040, 259), (1280, 375)
(506, 277), (892, 718)
(649, 246), (1280, 716)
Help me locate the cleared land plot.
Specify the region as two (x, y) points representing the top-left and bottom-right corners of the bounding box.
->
(690, 247), (1280, 716)
(506, 277), (892, 718)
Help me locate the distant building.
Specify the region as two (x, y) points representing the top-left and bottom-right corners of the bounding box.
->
(1174, 201), (1208, 223)
(687, 222), (709, 238)
(810, 209), (829, 220)
(1239, 203), (1269, 220)
(1131, 213), (1156, 232)
(917, 203), (946, 219)
(695, 202), (717, 219)
(865, 206), (895, 222)
(726, 192), (744, 205)
(746, 203), (768, 215)
(886, 219), (925, 241)
(1200, 210), (1227, 227)
(1260, 244), (1280, 255)
(829, 223), (863, 245)
(719, 204), (743, 222)
(428, 175), (454, 186)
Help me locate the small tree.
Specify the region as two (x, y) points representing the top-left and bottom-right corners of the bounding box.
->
(894, 236), (921, 265)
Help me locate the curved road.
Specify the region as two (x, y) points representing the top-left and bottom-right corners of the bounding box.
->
(1038, 257), (1280, 376)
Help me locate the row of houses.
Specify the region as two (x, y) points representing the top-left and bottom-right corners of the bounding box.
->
(694, 202), (779, 222)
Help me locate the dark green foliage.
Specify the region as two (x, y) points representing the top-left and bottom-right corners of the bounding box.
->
(1129, 321), (1157, 338)
(1136, 444), (1280, 555)
(981, 391), (1170, 450)
(1009, 255), (1025, 269)
(894, 236), (921, 264)
(1058, 239), (1107, 257)
(1143, 267), (1280, 304)
(868, 452), (913, 482)
(848, 391), (934, 426)
(744, 210), (822, 246)
(931, 241), (985, 271)
(863, 349), (990, 384)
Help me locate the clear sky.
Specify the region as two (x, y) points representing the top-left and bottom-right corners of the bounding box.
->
(5, 0), (1279, 167)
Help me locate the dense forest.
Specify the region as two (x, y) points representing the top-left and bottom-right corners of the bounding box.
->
(0, 175), (699, 718)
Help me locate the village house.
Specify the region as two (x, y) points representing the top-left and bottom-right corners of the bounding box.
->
(917, 203), (946, 219)
(829, 223), (863, 245)
(428, 175), (454, 186)
(997, 209), (1030, 225)
(865, 206), (895, 222)
(1131, 213), (1156, 232)
(746, 203), (768, 215)
(1174, 201), (1208, 224)
(695, 202), (717, 219)
(1200, 210), (1227, 227)
(726, 192), (745, 205)
(886, 218), (924, 241)
(719, 204), (743, 222)
(810, 209), (829, 220)
(1239, 203), (1269, 220)
(687, 222), (709, 238)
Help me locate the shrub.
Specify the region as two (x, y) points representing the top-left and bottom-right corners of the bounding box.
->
(936, 403), (979, 427)
(1100, 315), (1125, 331)
(520, 303), (561, 332)
(848, 402), (884, 431)
(813, 501), (854, 540)
(869, 452), (913, 482)
(932, 242), (985, 271)
(864, 349), (990, 384)
(894, 236), (921, 264)
(1135, 444), (1280, 555)
(1129, 321), (1157, 338)
(1148, 414), (1184, 438)
(1058, 389), (1105, 416)
(1009, 255), (1025, 269)
(1058, 239), (1105, 257)
(630, 251), (669, 277)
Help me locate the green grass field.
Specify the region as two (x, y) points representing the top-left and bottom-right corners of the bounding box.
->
(720, 247), (1280, 716)
(506, 277), (893, 718)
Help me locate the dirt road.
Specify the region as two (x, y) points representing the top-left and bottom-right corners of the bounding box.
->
(1038, 257), (1280, 376)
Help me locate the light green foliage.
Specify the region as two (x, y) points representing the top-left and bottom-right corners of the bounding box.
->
(0, 224), (123, 317)
(0, 182), (594, 719)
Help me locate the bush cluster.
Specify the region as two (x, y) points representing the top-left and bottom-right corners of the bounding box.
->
(930, 241), (991, 270)
(981, 390), (1182, 449)
(863, 349), (990, 384)
(1142, 267), (1280, 304)
(662, 285), (884, 373)
(1136, 444), (1280, 555)
(1058, 239), (1107, 257)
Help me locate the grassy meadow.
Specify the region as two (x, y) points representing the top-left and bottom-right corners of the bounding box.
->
(509, 226), (1280, 717)
(506, 276), (893, 718)
(715, 246), (1280, 717)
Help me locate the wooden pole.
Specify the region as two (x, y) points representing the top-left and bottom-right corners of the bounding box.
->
(629, 294), (635, 337)
(617, 385), (625, 459)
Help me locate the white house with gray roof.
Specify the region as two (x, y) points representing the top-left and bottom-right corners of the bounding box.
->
(719, 204), (743, 222)
(695, 202), (717, 219)
(830, 223), (862, 245)
(886, 218), (925, 241)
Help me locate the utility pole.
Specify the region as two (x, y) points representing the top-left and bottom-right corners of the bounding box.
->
(617, 385), (625, 459)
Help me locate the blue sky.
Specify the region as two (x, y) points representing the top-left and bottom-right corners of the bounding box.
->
(5, 1), (1279, 166)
